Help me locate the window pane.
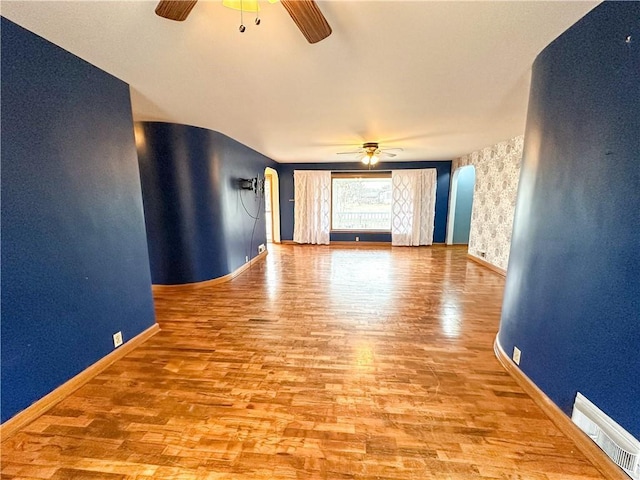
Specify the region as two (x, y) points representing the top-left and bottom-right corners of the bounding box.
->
(332, 177), (392, 231)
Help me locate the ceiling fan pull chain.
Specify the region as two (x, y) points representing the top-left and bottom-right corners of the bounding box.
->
(239, 0), (246, 32)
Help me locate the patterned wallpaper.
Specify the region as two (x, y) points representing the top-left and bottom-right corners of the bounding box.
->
(452, 135), (524, 271)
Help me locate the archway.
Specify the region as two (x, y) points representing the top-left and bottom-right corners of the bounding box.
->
(264, 167), (281, 243)
(446, 165), (476, 245)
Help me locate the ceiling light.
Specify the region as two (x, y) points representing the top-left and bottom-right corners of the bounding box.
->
(222, 0), (277, 13)
(362, 152), (379, 166)
(223, 0), (257, 13)
(223, 0), (278, 31)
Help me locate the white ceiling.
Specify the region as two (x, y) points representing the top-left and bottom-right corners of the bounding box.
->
(2, 1), (599, 163)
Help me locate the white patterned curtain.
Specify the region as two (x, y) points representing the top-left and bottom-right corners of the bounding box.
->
(391, 169), (437, 246)
(293, 170), (331, 245)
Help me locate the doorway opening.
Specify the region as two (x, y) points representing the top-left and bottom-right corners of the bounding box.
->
(446, 165), (476, 245)
(264, 167), (280, 244)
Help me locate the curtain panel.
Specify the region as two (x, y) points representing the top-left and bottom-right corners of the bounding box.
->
(293, 170), (331, 245)
(391, 169), (437, 246)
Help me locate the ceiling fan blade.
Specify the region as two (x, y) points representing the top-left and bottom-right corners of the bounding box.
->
(155, 0), (198, 21)
(380, 147), (404, 152)
(380, 152), (397, 158)
(337, 150), (363, 155)
(280, 0), (332, 44)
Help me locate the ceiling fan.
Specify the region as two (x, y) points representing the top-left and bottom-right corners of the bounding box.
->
(154, 0), (332, 44)
(337, 142), (403, 166)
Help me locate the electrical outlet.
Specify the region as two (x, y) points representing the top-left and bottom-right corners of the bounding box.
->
(113, 331), (123, 348)
(245, 255), (249, 263)
(513, 346), (521, 365)
(355, 236), (359, 242)
(479, 251), (486, 258)
(258, 244), (266, 254)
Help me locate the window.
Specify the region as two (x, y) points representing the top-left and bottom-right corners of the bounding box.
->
(331, 173), (392, 231)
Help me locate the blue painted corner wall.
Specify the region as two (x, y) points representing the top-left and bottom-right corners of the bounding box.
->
(277, 161), (451, 243)
(136, 122), (277, 285)
(499, 2), (640, 438)
(1, 18), (157, 422)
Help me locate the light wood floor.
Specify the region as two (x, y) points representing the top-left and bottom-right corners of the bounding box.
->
(1, 245), (606, 479)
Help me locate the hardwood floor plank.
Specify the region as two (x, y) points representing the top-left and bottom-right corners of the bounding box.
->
(1, 245), (608, 479)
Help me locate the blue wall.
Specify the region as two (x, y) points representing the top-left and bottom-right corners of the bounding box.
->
(277, 161), (451, 243)
(136, 122), (277, 285)
(1, 18), (157, 422)
(499, 2), (639, 438)
(452, 165), (475, 244)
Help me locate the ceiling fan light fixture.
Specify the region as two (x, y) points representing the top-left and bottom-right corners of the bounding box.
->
(156, 0), (331, 44)
(222, 0), (277, 12)
(336, 141), (399, 166)
(223, 0), (258, 12)
(361, 152), (379, 165)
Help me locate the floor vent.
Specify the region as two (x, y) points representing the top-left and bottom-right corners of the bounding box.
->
(572, 392), (640, 479)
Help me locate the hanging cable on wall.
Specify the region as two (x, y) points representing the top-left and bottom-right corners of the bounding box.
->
(238, 175), (265, 267)
(248, 191), (263, 268)
(239, 188), (260, 220)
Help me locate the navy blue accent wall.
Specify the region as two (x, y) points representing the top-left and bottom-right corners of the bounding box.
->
(277, 161), (451, 243)
(499, 2), (639, 438)
(136, 122), (276, 285)
(1, 18), (156, 422)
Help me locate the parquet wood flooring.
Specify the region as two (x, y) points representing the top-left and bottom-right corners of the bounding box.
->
(1, 245), (607, 479)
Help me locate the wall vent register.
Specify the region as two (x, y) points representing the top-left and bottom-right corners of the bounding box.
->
(572, 392), (639, 479)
